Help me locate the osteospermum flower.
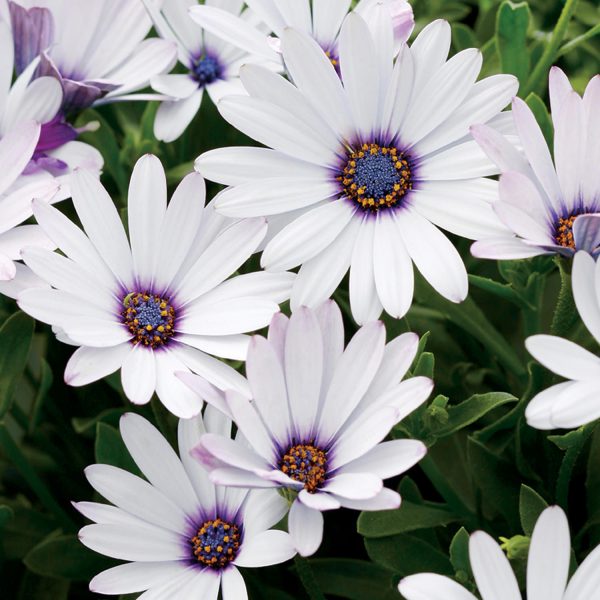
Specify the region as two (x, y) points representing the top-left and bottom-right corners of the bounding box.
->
(8, 0), (177, 112)
(143, 0), (280, 143)
(195, 16), (516, 323)
(189, 0), (414, 68)
(0, 16), (102, 177)
(471, 68), (600, 259)
(76, 411), (295, 599)
(525, 251), (600, 430)
(187, 301), (432, 556)
(399, 506), (600, 600)
(17, 155), (294, 417)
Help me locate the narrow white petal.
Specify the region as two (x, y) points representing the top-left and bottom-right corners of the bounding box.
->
(234, 530), (296, 567)
(90, 562), (187, 595)
(399, 574), (478, 600)
(121, 347), (156, 405)
(64, 344), (131, 387)
(288, 500), (324, 557)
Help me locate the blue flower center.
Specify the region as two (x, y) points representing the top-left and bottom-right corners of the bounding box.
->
(280, 443), (328, 493)
(339, 143), (412, 212)
(122, 292), (176, 348)
(191, 518), (241, 569)
(192, 54), (222, 86)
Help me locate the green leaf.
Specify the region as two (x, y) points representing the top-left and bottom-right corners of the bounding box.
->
(525, 92), (554, 148)
(94, 422), (140, 474)
(496, 1), (531, 84)
(358, 500), (458, 538)
(0, 311), (35, 419)
(72, 408), (126, 435)
(29, 359), (53, 433)
(309, 559), (398, 600)
(365, 533), (453, 576)
(467, 436), (521, 528)
(17, 572), (70, 600)
(452, 23), (478, 51)
(0, 504), (14, 527)
(413, 352), (434, 379)
(434, 392), (518, 438)
(449, 527), (472, 576)
(519, 485), (548, 536)
(24, 533), (117, 581)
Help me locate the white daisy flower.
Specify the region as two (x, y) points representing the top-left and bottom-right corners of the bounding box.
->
(471, 68), (600, 260)
(77, 411), (295, 599)
(188, 0), (414, 69)
(399, 505), (600, 600)
(143, 0), (280, 143)
(0, 17), (103, 182)
(185, 301), (432, 556)
(17, 154), (294, 417)
(195, 15), (517, 323)
(525, 251), (600, 430)
(7, 0), (177, 112)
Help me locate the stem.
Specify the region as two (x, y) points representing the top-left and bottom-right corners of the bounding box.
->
(558, 23), (600, 57)
(0, 423), (76, 532)
(522, 0), (580, 97)
(294, 556), (327, 600)
(550, 257), (578, 338)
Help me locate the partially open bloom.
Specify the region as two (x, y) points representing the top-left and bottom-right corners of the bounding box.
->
(399, 506), (600, 600)
(8, 0), (177, 112)
(472, 68), (600, 259)
(189, 0), (414, 68)
(17, 155), (294, 417)
(77, 411), (295, 599)
(525, 252), (600, 430)
(195, 16), (516, 322)
(187, 301), (431, 556)
(143, 0), (280, 142)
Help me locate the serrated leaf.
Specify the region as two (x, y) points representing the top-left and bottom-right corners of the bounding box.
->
(519, 484), (548, 536)
(358, 501), (458, 538)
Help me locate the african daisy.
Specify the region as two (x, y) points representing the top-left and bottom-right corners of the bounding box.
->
(186, 301), (432, 556)
(77, 411), (295, 599)
(195, 15), (517, 323)
(472, 68), (600, 259)
(17, 154), (294, 417)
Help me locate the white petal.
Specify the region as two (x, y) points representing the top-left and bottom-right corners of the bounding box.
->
(525, 335), (600, 381)
(263, 200), (355, 270)
(551, 380), (600, 429)
(78, 524), (187, 562)
(564, 545), (600, 600)
(90, 562), (187, 595)
(471, 236), (548, 260)
(373, 212), (414, 318)
(573, 251), (600, 343)
(234, 530), (296, 567)
(287, 500), (324, 557)
(128, 154), (167, 286)
(525, 381), (574, 431)
(154, 89), (203, 143)
(318, 321), (386, 443)
(349, 217), (383, 324)
(84, 464), (189, 534)
(399, 574), (478, 600)
(409, 20), (451, 97)
(398, 208), (468, 303)
(323, 473), (382, 500)
(70, 169), (134, 287)
(0, 121), (39, 193)
(120, 347), (156, 405)
(65, 344), (131, 387)
(119, 413), (199, 517)
(334, 487), (401, 511)
(527, 506), (570, 600)
(221, 567), (248, 600)
(469, 531), (522, 600)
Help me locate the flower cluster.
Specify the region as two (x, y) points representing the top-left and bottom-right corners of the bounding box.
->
(0, 0), (599, 599)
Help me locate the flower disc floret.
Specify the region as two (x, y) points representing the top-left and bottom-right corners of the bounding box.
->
(190, 518), (241, 569)
(193, 54), (223, 86)
(555, 214), (578, 249)
(339, 143), (412, 212)
(280, 443), (327, 493)
(122, 292), (176, 348)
